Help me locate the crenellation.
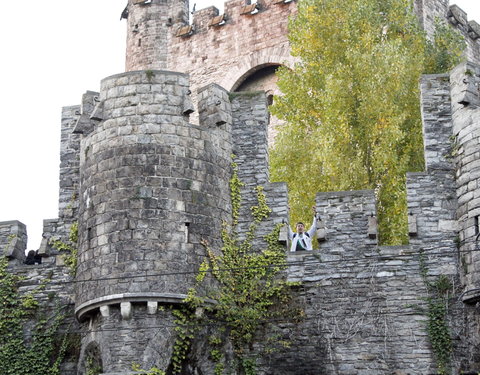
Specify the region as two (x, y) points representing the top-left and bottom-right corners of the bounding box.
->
(420, 73), (455, 172)
(5, 0), (480, 373)
(447, 4), (480, 63)
(415, 0), (449, 38)
(191, 6), (220, 30)
(315, 189), (378, 256)
(448, 4), (468, 27)
(197, 83), (232, 127)
(0, 220), (27, 261)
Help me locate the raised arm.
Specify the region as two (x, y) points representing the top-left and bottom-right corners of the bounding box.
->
(306, 206), (318, 238)
(287, 220), (294, 240)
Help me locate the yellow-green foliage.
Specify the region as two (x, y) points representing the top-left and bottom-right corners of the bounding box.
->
(270, 0), (464, 244)
(131, 363), (166, 375)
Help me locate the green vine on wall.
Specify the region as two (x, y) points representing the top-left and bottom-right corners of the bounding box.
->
(170, 157), (297, 374)
(132, 363), (165, 374)
(50, 222), (78, 276)
(170, 307), (199, 374)
(0, 256), (68, 375)
(418, 251), (453, 374)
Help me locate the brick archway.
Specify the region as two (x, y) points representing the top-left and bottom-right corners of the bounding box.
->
(220, 45), (296, 92)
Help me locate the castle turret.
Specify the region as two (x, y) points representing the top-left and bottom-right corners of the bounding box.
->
(450, 62), (480, 304)
(73, 70), (233, 372)
(125, 0), (188, 71)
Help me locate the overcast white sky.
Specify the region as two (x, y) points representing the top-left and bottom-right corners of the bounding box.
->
(0, 0), (479, 250)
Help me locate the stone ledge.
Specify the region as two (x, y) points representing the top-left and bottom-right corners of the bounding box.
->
(461, 288), (480, 304)
(75, 292), (188, 322)
(101, 69), (188, 85)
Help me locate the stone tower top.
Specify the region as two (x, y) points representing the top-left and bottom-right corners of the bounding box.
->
(125, 0), (188, 71)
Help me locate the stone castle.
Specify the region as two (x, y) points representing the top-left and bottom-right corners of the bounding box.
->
(2, 0), (480, 374)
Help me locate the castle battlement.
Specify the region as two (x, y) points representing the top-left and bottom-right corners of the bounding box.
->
(186, 0), (293, 34)
(3, 1), (480, 374)
(446, 4), (480, 63)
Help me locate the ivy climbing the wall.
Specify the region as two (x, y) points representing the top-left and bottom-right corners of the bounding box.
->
(50, 221), (78, 276)
(171, 157), (298, 374)
(419, 251), (453, 375)
(0, 256), (69, 375)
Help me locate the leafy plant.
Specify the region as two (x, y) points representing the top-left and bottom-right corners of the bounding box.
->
(0, 256), (68, 375)
(418, 252), (453, 374)
(174, 158), (297, 374)
(49, 222), (78, 275)
(132, 362), (166, 375)
(270, 0), (465, 245)
(424, 18), (466, 74)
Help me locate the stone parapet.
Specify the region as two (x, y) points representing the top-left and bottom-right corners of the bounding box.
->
(419, 73), (455, 172)
(0, 220), (27, 261)
(406, 171), (458, 245)
(447, 4), (480, 65)
(279, 249), (437, 374)
(315, 190), (378, 257)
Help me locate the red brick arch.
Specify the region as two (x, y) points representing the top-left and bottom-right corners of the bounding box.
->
(220, 46), (297, 92)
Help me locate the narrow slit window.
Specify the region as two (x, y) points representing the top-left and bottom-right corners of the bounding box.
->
(185, 222), (190, 243)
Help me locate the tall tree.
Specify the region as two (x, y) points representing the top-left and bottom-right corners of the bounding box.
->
(270, 0), (463, 244)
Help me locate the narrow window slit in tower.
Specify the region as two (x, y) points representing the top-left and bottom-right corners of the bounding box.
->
(138, 38), (142, 47)
(185, 222), (190, 243)
(475, 216), (479, 237)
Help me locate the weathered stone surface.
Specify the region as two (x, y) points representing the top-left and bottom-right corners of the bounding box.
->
(0, 220), (27, 261)
(3, 1), (480, 374)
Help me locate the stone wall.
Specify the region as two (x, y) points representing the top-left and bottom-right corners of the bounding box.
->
(78, 303), (177, 374)
(168, 0), (296, 92)
(4, 1), (480, 374)
(125, 0), (188, 71)
(415, 0), (449, 38)
(231, 91), (288, 248)
(446, 4), (480, 64)
(0, 233), (78, 374)
(59, 105), (82, 221)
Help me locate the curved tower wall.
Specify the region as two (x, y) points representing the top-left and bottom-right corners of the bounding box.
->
(125, 0), (188, 71)
(450, 62), (480, 303)
(74, 70), (232, 317)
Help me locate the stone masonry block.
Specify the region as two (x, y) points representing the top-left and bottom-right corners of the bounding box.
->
(198, 83), (232, 127)
(120, 302), (132, 320)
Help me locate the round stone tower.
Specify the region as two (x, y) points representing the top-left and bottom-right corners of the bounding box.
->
(74, 70), (232, 372)
(450, 62), (480, 304)
(125, 0), (188, 71)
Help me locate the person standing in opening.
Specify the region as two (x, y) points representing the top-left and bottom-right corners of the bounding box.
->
(288, 206), (318, 252)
